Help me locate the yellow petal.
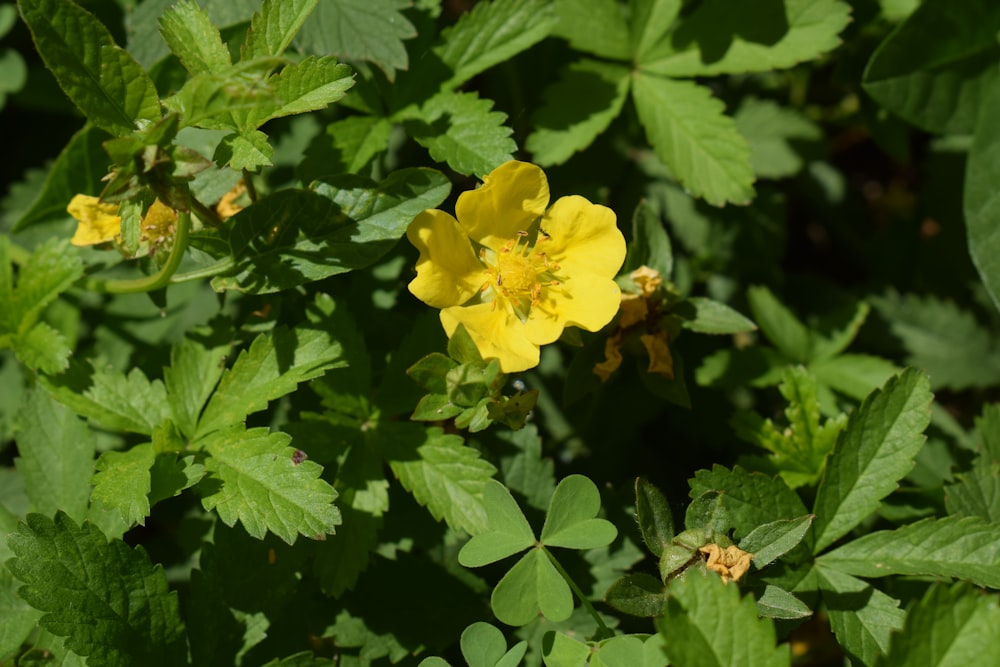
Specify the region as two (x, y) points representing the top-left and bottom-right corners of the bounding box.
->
(524, 273), (622, 345)
(441, 303), (540, 373)
(455, 161), (549, 250)
(641, 332), (674, 379)
(68, 194), (120, 246)
(539, 195), (625, 278)
(407, 209), (485, 309)
(140, 199), (177, 242)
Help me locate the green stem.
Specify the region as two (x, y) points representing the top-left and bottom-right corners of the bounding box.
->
(189, 195), (224, 228)
(170, 256), (235, 283)
(542, 545), (613, 638)
(242, 169), (259, 203)
(82, 210), (191, 294)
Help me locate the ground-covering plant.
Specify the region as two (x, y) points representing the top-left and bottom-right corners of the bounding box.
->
(2, 0), (1000, 665)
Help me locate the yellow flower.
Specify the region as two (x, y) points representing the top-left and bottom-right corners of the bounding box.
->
(406, 161), (626, 373)
(699, 544), (753, 583)
(68, 195), (120, 246)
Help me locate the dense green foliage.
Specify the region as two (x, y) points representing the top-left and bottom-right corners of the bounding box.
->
(2, 0), (1000, 665)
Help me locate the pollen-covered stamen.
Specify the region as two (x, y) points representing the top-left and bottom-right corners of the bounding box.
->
(480, 230), (564, 319)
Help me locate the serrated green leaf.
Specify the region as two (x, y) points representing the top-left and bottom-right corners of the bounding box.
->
(436, 0), (557, 90)
(550, 0), (630, 60)
(6, 512), (186, 666)
(14, 125), (108, 232)
(200, 427), (341, 543)
(195, 325), (345, 438)
(687, 465), (808, 539)
(818, 515), (1000, 588)
(880, 582), (1000, 667)
(492, 548), (573, 626)
(407, 91), (516, 177)
(965, 67), (1000, 313)
(809, 300), (872, 361)
(863, 0), (1000, 134)
(747, 285), (810, 362)
(215, 129), (273, 171)
(15, 322), (71, 375)
(158, 0), (231, 76)
(635, 478), (674, 558)
(18, 0), (161, 135)
(811, 368), (933, 553)
(815, 565), (904, 666)
(810, 353), (900, 402)
(163, 59), (283, 131)
(459, 479), (535, 567)
(623, 200), (673, 279)
(13, 389), (94, 522)
(872, 293), (1000, 390)
(604, 573), (668, 617)
(90, 443), (155, 527)
(305, 115), (393, 177)
(8, 238), (83, 335)
(755, 585), (812, 620)
(640, 0), (852, 77)
(294, 0), (415, 80)
(946, 458), (1000, 522)
(527, 58), (630, 167)
(659, 568), (790, 667)
(215, 168), (450, 294)
(734, 98), (823, 179)
(243, 0), (318, 60)
(0, 571), (42, 661)
(163, 325), (232, 439)
(739, 515), (813, 568)
(632, 73), (754, 206)
(255, 56), (354, 124)
(383, 425), (496, 536)
(540, 474), (617, 549)
(497, 425), (556, 513)
(677, 297), (757, 335)
(42, 365), (171, 435)
(630, 0), (683, 62)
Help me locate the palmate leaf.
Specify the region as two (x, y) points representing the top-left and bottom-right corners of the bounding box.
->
(254, 56), (354, 124)
(407, 91), (516, 177)
(163, 324), (233, 439)
(964, 81), (1000, 314)
(243, 0), (318, 60)
(658, 568), (791, 667)
(639, 0), (852, 77)
(550, 0), (630, 60)
(200, 428), (341, 544)
(687, 465), (808, 539)
(6, 512), (187, 667)
(811, 368), (932, 553)
(384, 425), (497, 536)
(880, 582), (1000, 667)
(632, 73), (754, 206)
(818, 516), (1000, 588)
(815, 565), (904, 667)
(435, 0), (558, 90)
(158, 0), (231, 76)
(629, 0), (683, 62)
(195, 325), (345, 438)
(17, 0), (161, 136)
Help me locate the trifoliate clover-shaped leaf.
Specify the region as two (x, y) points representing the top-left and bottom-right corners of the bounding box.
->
(418, 621), (528, 667)
(540, 474), (618, 549)
(491, 548), (573, 626)
(459, 480), (535, 567)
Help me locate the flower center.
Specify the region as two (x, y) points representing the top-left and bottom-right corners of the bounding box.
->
(481, 231), (560, 320)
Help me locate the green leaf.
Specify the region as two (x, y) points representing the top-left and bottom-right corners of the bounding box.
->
(639, 0), (852, 77)
(215, 130), (274, 171)
(294, 0), (415, 80)
(491, 548), (573, 626)
(550, 0), (630, 60)
(90, 444), (155, 527)
(526, 59), (630, 167)
(815, 565), (904, 666)
(863, 0), (1000, 134)
(872, 293), (1000, 390)
(243, 0), (318, 60)
(811, 368), (933, 553)
(164, 325), (232, 439)
(17, 0), (161, 136)
(632, 73), (754, 207)
(436, 0), (557, 90)
(407, 91), (516, 177)
(0, 570), (42, 662)
(809, 300), (872, 362)
(13, 389), (94, 522)
(14, 125), (108, 232)
(604, 573), (668, 617)
(214, 168), (450, 294)
(658, 568), (791, 667)
(738, 515), (813, 568)
(687, 465), (808, 539)
(965, 80), (1000, 314)
(818, 516), (1000, 588)
(459, 621), (526, 667)
(15, 321), (71, 375)
(734, 98), (823, 179)
(162, 60), (282, 130)
(635, 478), (674, 558)
(7, 238), (83, 336)
(200, 427), (341, 544)
(676, 297), (757, 335)
(42, 365), (171, 435)
(384, 425), (497, 535)
(623, 200), (673, 279)
(540, 474), (617, 549)
(497, 424), (557, 513)
(304, 115), (394, 176)
(195, 325), (345, 438)
(254, 56), (354, 125)
(541, 630), (591, 667)
(459, 479), (535, 567)
(945, 457), (1000, 523)
(810, 353), (900, 402)
(630, 0), (683, 62)
(755, 585), (812, 620)
(158, 0), (231, 76)
(880, 582), (1000, 667)
(747, 285), (811, 362)
(6, 512), (186, 666)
